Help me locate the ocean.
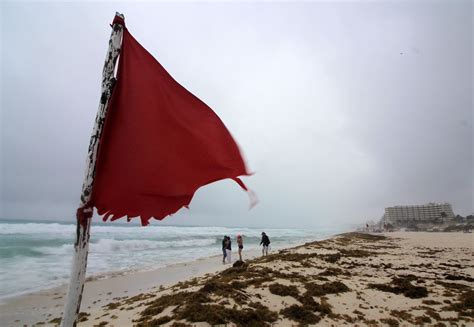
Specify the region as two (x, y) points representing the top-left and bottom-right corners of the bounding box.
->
(0, 220), (345, 300)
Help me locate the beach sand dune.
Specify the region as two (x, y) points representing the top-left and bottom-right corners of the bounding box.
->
(2, 232), (473, 326)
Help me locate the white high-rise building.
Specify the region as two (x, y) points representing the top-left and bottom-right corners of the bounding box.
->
(384, 203), (454, 226)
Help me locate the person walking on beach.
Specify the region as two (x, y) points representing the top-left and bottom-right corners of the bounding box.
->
(222, 235), (228, 264)
(225, 236), (232, 263)
(237, 234), (243, 261)
(260, 232), (270, 256)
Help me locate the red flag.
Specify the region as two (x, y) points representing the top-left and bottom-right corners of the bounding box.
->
(89, 26), (252, 226)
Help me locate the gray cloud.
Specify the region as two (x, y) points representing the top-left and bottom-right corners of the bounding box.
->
(1, 1), (472, 228)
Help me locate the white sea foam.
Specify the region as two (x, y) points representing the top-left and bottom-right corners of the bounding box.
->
(0, 220), (344, 299)
(0, 222), (75, 235)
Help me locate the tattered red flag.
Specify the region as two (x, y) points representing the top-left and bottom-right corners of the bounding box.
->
(89, 23), (253, 226)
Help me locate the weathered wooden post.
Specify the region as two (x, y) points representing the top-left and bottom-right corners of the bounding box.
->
(61, 13), (125, 327)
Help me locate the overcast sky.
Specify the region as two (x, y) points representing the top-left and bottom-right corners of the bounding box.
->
(1, 1), (472, 228)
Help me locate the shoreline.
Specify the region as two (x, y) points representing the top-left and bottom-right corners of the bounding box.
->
(0, 236), (333, 326)
(0, 238), (327, 304)
(0, 249), (262, 326)
(1, 231), (472, 326)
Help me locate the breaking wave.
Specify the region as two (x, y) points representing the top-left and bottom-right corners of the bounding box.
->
(0, 220), (343, 300)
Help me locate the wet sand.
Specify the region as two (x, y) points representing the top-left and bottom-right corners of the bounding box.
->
(0, 249), (262, 326)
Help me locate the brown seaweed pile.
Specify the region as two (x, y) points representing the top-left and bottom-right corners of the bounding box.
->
(91, 232), (472, 326)
(368, 275), (428, 298)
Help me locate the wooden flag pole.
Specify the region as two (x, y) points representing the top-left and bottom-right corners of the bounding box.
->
(61, 13), (125, 327)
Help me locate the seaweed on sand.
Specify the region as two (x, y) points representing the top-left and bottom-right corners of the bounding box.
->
(121, 292), (155, 306)
(390, 309), (414, 323)
(444, 290), (474, 318)
(78, 312), (90, 322)
(211, 264), (274, 287)
(437, 281), (471, 292)
(169, 323), (192, 327)
(305, 281), (350, 296)
(137, 315), (172, 327)
(368, 276), (428, 299)
(380, 318), (400, 326)
(201, 280), (251, 304)
(339, 248), (374, 258)
(335, 233), (388, 243)
(318, 267), (348, 276)
(268, 283), (333, 322)
(298, 294), (332, 315)
(103, 301), (121, 310)
(444, 273), (474, 283)
(268, 283), (300, 297)
(134, 291), (210, 324)
(175, 301), (278, 326)
(280, 304), (321, 325)
(135, 267), (279, 326)
(413, 315), (432, 324)
(322, 253), (342, 263)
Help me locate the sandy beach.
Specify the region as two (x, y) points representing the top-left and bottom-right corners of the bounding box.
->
(1, 232), (473, 326)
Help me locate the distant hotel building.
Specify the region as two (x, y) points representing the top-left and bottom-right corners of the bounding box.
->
(384, 203), (454, 226)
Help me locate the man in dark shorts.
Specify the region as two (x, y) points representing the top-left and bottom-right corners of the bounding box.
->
(222, 235), (228, 264)
(260, 232), (270, 256)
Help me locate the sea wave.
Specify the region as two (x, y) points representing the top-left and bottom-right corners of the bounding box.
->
(91, 238), (218, 252)
(0, 223), (75, 236)
(0, 222), (317, 239)
(0, 221), (344, 299)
